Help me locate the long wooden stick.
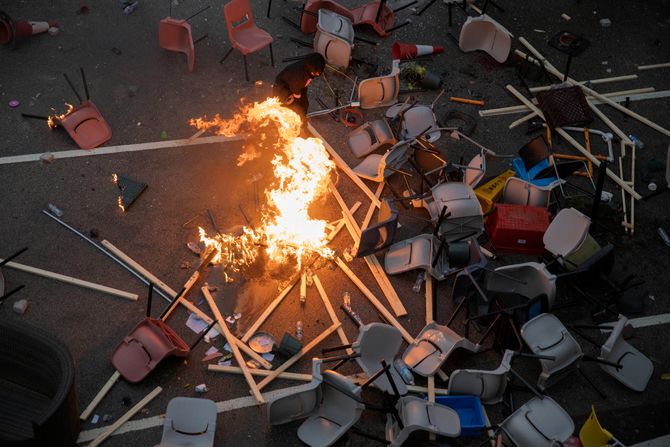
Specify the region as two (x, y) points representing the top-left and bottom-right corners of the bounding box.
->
(257, 323), (341, 390)
(160, 271), (200, 320)
(202, 287), (264, 404)
(87, 386), (162, 447)
(529, 74), (639, 92)
(0, 260), (138, 301)
(638, 62), (670, 70)
(0, 134), (248, 165)
(313, 275), (352, 355)
(505, 85), (641, 200)
(101, 240), (178, 298)
(80, 371), (121, 421)
(518, 37), (670, 138)
(309, 122), (381, 207)
(209, 365), (451, 395)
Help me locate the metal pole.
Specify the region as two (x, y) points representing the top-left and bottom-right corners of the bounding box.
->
(41, 210), (173, 302)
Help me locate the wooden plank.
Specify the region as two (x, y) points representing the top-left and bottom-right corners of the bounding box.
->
(517, 38), (670, 138)
(505, 85), (642, 200)
(428, 375), (436, 440)
(202, 287), (264, 404)
(529, 74), (639, 92)
(326, 202), (361, 240)
(0, 260), (138, 301)
(313, 275), (352, 355)
(87, 386), (162, 447)
(361, 183), (385, 232)
(179, 298), (272, 369)
(80, 371), (121, 421)
(309, 123), (381, 207)
(101, 240), (178, 298)
(638, 62), (670, 70)
(0, 134), (248, 165)
(257, 323), (341, 390)
(161, 271), (200, 320)
(241, 280), (295, 343)
(425, 275), (433, 324)
(209, 364), (313, 381)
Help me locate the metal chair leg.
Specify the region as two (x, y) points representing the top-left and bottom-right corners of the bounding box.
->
(220, 47), (234, 64)
(269, 43), (274, 67)
(267, 0), (272, 18)
(243, 54), (249, 81)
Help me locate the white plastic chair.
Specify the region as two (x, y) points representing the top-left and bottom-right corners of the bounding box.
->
(543, 207), (591, 258)
(353, 323), (408, 395)
(498, 396), (574, 447)
(459, 14), (512, 63)
(386, 102), (441, 143)
(448, 349), (515, 404)
(358, 59), (400, 109)
(347, 119), (397, 158)
(385, 396), (461, 446)
(502, 177), (563, 208)
(420, 182), (485, 242)
(156, 397), (217, 447)
(599, 316), (653, 392)
(485, 262), (557, 309)
(352, 139), (411, 182)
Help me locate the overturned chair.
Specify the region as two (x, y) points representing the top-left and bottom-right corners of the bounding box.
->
(458, 14), (512, 63)
(313, 9), (354, 68)
(155, 397), (217, 447)
(385, 395), (461, 446)
(386, 101), (441, 143)
(347, 119), (397, 158)
(358, 59), (401, 109)
(497, 396), (574, 447)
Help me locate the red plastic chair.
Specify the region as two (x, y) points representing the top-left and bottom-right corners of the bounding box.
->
(350, 0), (395, 37)
(55, 100), (112, 150)
(111, 317), (190, 383)
(221, 0), (274, 81)
(300, 0), (354, 34)
(159, 18), (195, 72)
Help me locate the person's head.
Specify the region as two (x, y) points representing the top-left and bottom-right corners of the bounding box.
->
(304, 53), (326, 78)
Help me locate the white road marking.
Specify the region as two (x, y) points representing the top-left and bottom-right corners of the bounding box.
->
(600, 313), (670, 332)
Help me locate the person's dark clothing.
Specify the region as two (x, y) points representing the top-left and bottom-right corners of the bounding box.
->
(272, 54), (324, 117)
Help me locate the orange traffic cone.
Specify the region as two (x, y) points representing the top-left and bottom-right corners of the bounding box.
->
(392, 42), (444, 60)
(0, 11), (58, 46)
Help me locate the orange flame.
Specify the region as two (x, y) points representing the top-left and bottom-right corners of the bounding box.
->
(191, 98), (336, 274)
(47, 103), (74, 129)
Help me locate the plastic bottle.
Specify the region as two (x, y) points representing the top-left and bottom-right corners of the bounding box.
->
(343, 292), (351, 308)
(123, 1), (139, 15)
(394, 358), (415, 385)
(628, 134), (644, 150)
(412, 271), (425, 293)
(296, 321), (304, 341)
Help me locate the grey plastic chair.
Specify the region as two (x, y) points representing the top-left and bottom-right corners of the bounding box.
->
(347, 119), (397, 158)
(354, 323), (408, 395)
(486, 262), (557, 309)
(385, 396), (461, 446)
(502, 177), (562, 208)
(384, 236), (483, 281)
(402, 322), (481, 377)
(358, 59), (400, 109)
(267, 360), (364, 447)
(448, 349), (515, 404)
(156, 397), (217, 447)
(386, 103), (441, 143)
(464, 149), (486, 188)
(543, 207), (591, 258)
(313, 9), (354, 68)
(521, 313), (582, 390)
(459, 14), (512, 63)
(498, 396), (574, 447)
(599, 316), (653, 392)
(420, 182), (484, 242)
(352, 139), (411, 182)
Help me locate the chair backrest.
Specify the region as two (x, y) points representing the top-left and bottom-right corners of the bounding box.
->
(161, 397), (217, 446)
(354, 323), (407, 394)
(502, 177), (557, 208)
(486, 262), (557, 309)
(519, 135), (551, 171)
(267, 379), (322, 425)
(379, 140), (411, 179)
(314, 31), (352, 68)
(317, 8), (354, 44)
(389, 396), (460, 446)
(358, 59), (400, 109)
(300, 0), (354, 34)
(543, 207), (591, 257)
(224, 0), (255, 43)
(158, 18), (195, 72)
(356, 200), (399, 257)
(458, 14), (511, 63)
(521, 313), (582, 378)
(319, 371), (363, 425)
(579, 406), (613, 447)
(499, 396), (575, 447)
(58, 100), (112, 150)
(447, 349), (514, 404)
(401, 105), (438, 140)
(464, 150), (486, 188)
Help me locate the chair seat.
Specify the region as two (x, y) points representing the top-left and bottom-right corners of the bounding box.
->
(112, 339), (155, 383)
(57, 100), (112, 150)
(350, 1), (394, 36)
(403, 323), (479, 377)
(501, 397), (574, 447)
(232, 26), (273, 53)
(384, 236), (432, 275)
(298, 416), (344, 447)
(158, 18), (195, 72)
(353, 153), (383, 179)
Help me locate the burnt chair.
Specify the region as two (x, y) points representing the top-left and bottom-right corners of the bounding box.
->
(0, 318), (80, 446)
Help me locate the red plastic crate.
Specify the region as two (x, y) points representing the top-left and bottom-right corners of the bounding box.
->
(486, 204), (550, 255)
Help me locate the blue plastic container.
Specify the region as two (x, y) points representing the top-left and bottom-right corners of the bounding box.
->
(512, 157), (558, 187)
(433, 395), (486, 437)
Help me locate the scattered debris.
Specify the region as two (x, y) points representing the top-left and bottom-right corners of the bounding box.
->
(12, 299), (28, 314)
(658, 228), (670, 246)
(47, 203), (64, 217)
(561, 13), (571, 21)
(102, 414), (113, 422)
(111, 47), (122, 55)
(39, 152), (55, 163)
(195, 383), (208, 393)
(186, 241), (202, 255)
(127, 85), (139, 97)
(180, 261), (192, 269)
(112, 173), (147, 212)
(91, 414), (100, 424)
(600, 18), (612, 28)
(8, 100), (19, 108)
(89, 228), (99, 238)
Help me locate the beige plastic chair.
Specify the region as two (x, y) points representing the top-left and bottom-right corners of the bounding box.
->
(347, 119), (397, 158)
(313, 9), (354, 68)
(498, 396), (574, 447)
(599, 316), (653, 392)
(353, 323), (408, 395)
(352, 139), (411, 182)
(358, 59), (400, 109)
(155, 397), (217, 447)
(267, 360), (364, 447)
(521, 313), (583, 390)
(485, 262), (557, 309)
(448, 349), (515, 404)
(385, 396), (461, 446)
(402, 322), (481, 377)
(502, 177), (563, 208)
(458, 14), (512, 63)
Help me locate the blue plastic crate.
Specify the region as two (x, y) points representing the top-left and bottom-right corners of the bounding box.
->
(432, 395), (486, 437)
